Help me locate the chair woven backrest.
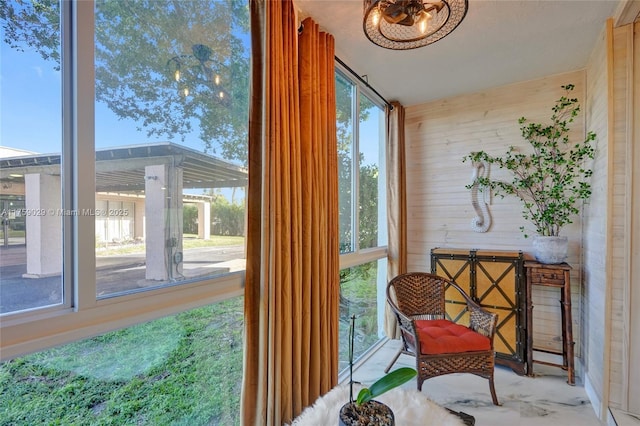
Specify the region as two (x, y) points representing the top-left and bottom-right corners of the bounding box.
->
(388, 272), (446, 318)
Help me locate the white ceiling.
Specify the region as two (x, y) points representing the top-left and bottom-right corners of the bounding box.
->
(295, 0), (621, 107)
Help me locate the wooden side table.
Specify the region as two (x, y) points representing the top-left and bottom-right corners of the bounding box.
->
(525, 261), (575, 385)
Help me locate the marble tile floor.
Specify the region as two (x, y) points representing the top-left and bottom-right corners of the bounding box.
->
(345, 339), (603, 426)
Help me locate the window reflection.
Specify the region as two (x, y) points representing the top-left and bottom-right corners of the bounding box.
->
(93, 0), (250, 297)
(0, 0), (63, 313)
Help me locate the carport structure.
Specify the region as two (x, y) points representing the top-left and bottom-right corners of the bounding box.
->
(0, 142), (247, 281)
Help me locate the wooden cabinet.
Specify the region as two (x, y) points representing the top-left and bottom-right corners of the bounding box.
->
(431, 248), (527, 375)
(525, 261), (574, 385)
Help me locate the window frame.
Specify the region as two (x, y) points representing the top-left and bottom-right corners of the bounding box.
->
(0, 0), (244, 361)
(335, 62), (389, 271)
(335, 61), (389, 369)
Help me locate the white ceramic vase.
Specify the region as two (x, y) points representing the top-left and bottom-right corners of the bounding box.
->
(532, 235), (568, 264)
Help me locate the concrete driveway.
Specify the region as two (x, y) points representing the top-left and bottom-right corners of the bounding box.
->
(0, 244), (245, 314)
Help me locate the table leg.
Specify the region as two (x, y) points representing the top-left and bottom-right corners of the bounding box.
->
(563, 270), (575, 385)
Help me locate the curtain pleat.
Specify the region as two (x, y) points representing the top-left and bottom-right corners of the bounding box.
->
(299, 17), (339, 396)
(384, 101), (407, 338)
(242, 1), (338, 424)
(242, 0), (266, 423)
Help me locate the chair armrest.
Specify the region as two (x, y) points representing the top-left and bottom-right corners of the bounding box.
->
(449, 281), (498, 340)
(387, 297), (416, 335)
(467, 301), (498, 340)
(386, 295), (421, 352)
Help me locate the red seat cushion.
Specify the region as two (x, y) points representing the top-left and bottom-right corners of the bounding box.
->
(415, 319), (491, 355)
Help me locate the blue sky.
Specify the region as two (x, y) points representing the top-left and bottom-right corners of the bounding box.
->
(2, 45), (62, 154)
(1, 43), (206, 155)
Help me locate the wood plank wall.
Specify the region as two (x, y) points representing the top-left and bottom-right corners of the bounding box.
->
(630, 20), (640, 415)
(583, 23), (609, 416)
(404, 72), (587, 365)
(603, 21), (640, 414)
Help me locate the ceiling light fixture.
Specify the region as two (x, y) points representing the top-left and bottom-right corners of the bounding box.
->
(363, 0), (468, 50)
(167, 44), (228, 101)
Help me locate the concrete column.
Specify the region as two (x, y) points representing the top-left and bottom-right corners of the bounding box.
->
(144, 164), (183, 281)
(24, 173), (62, 278)
(197, 201), (211, 240)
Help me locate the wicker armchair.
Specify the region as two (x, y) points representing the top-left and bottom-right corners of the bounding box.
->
(385, 272), (500, 405)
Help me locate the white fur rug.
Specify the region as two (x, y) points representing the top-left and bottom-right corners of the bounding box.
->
(290, 384), (466, 426)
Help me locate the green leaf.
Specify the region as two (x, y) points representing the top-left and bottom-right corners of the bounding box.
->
(356, 367), (417, 405)
(356, 388), (372, 404)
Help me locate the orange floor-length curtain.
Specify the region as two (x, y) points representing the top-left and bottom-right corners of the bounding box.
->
(384, 101), (407, 338)
(242, 1), (339, 424)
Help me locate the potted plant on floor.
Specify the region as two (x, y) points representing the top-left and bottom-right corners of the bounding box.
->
(339, 315), (416, 426)
(463, 84), (596, 264)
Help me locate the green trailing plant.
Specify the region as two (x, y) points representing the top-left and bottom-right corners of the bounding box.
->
(463, 84), (596, 237)
(346, 315), (416, 405)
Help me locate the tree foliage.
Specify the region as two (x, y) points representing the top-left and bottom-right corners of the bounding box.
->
(335, 74), (380, 253)
(463, 84), (596, 237)
(183, 204), (199, 234)
(211, 194), (244, 236)
(338, 136), (380, 253)
(1, 0), (60, 67)
(1, 0), (250, 164)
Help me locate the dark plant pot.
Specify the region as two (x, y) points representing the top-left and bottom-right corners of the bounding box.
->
(532, 235), (568, 264)
(338, 400), (395, 426)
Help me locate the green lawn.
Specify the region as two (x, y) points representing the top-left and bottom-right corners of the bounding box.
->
(96, 235), (245, 256)
(0, 261), (381, 425)
(338, 264), (380, 371)
(0, 297), (244, 426)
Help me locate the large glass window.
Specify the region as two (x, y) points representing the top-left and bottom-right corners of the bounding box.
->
(1, 0), (63, 314)
(336, 66), (388, 372)
(358, 95), (386, 250)
(92, 0), (249, 297)
(1, 0), (248, 361)
(336, 72), (387, 255)
(336, 73), (354, 254)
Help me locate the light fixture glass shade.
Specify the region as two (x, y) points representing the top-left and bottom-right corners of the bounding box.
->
(363, 0), (468, 50)
(166, 44), (229, 101)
